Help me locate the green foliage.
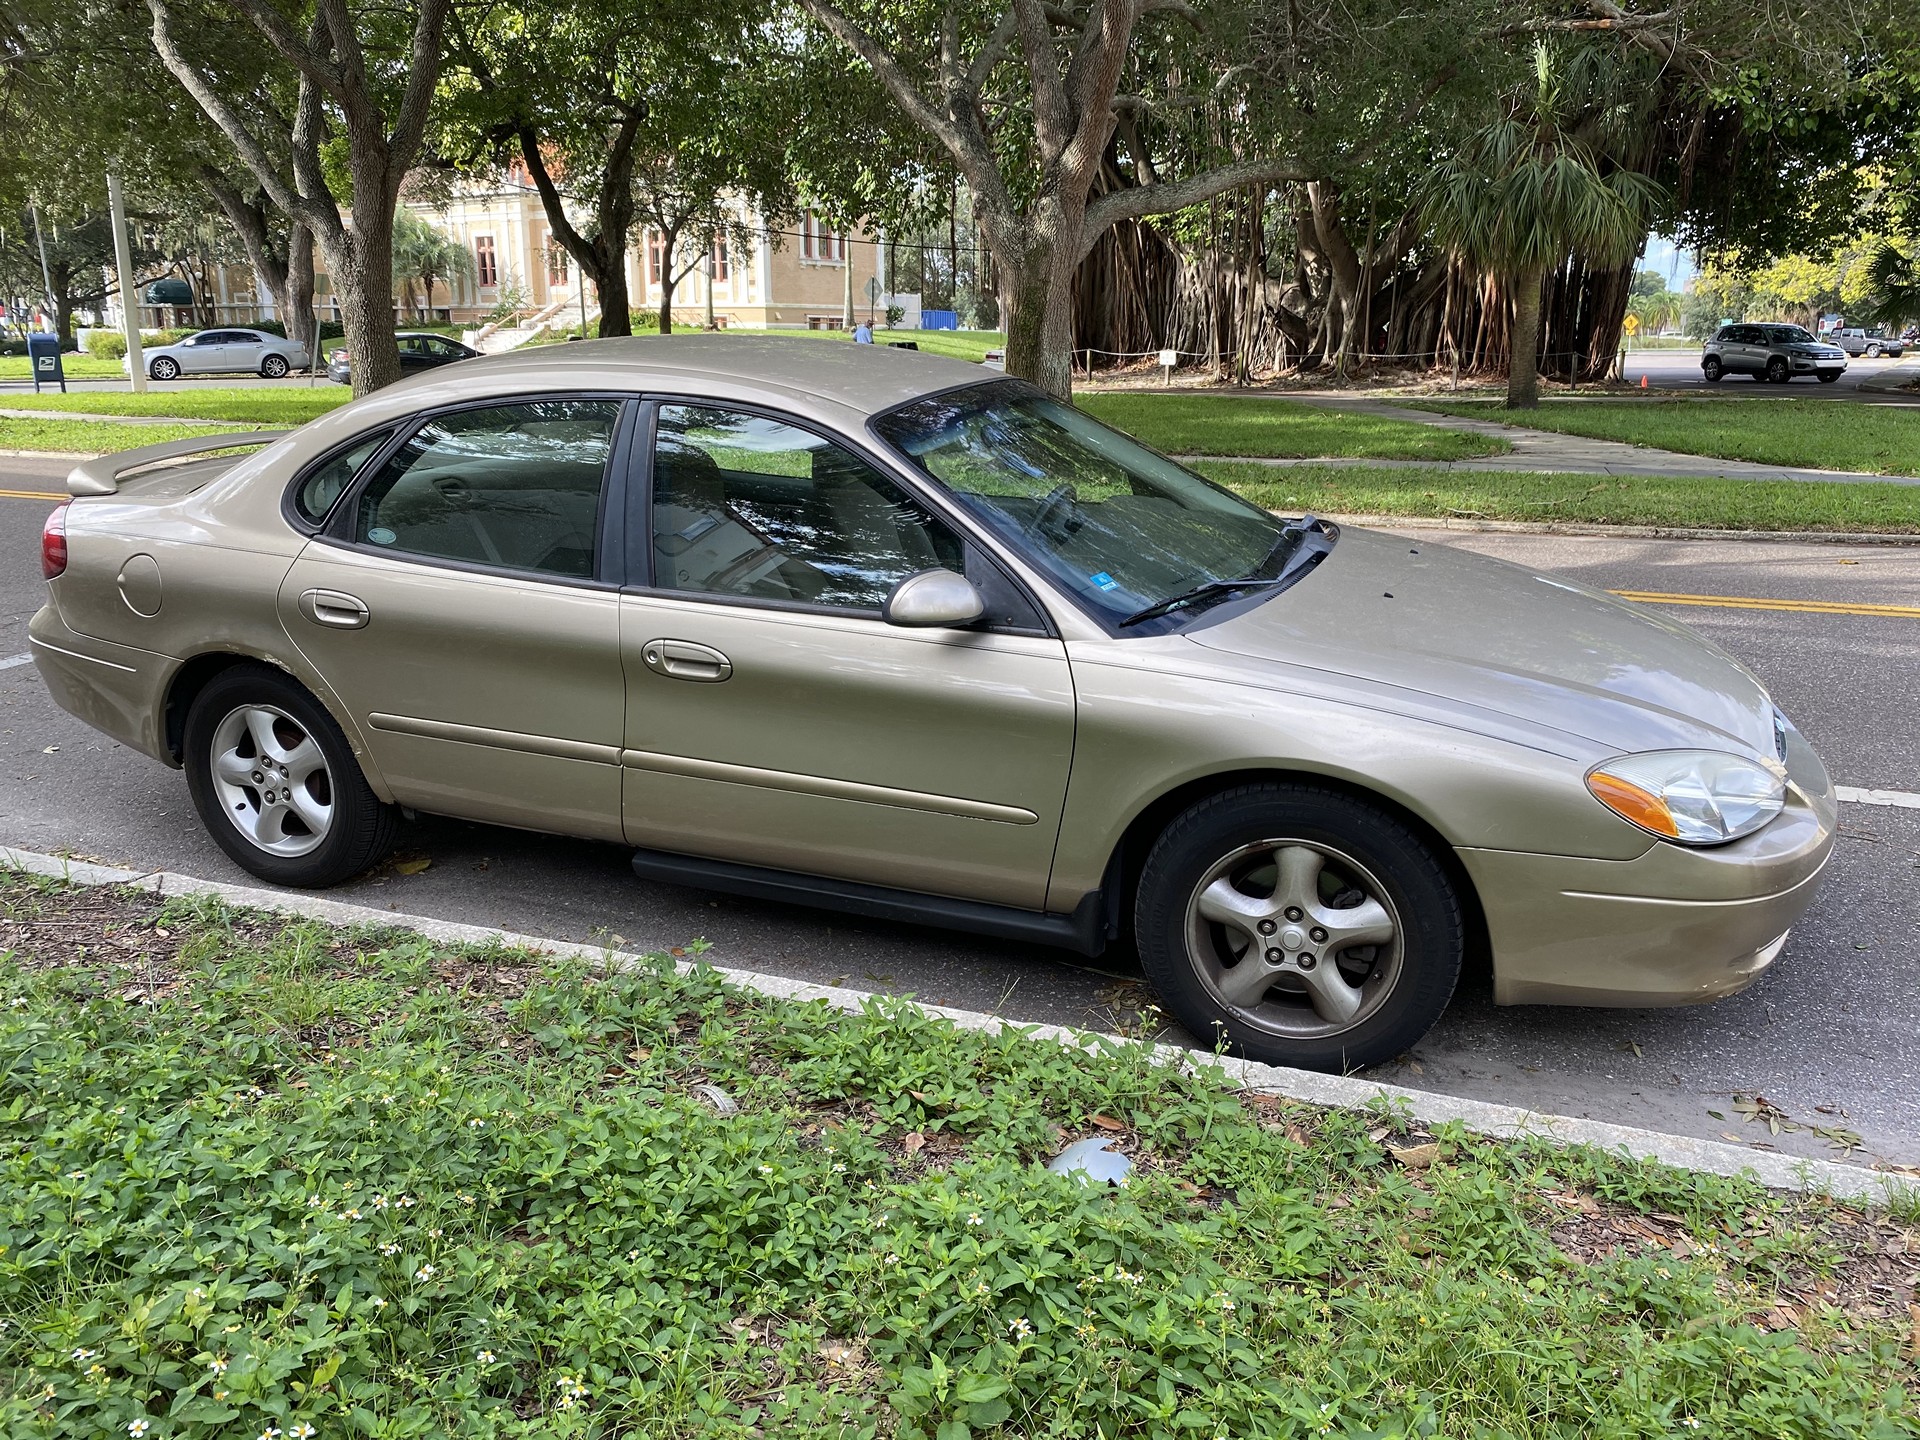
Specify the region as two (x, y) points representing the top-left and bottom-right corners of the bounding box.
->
(1414, 398), (1920, 476)
(0, 877), (1914, 1440)
(1078, 394), (1510, 461)
(1204, 460), (1920, 533)
(81, 332), (127, 360)
(0, 421), (262, 454)
(2, 390), (348, 424)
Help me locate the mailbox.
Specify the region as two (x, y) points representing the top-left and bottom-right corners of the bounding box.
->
(25, 333), (66, 393)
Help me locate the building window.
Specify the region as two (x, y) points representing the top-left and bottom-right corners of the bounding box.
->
(545, 234), (569, 287)
(647, 230), (664, 286)
(711, 235), (730, 284)
(474, 235), (497, 288)
(801, 212), (844, 263)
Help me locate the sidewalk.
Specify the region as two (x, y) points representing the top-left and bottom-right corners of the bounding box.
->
(1213, 395), (1920, 487)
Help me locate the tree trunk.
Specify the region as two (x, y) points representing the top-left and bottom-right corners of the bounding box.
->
(325, 226), (404, 396)
(285, 224), (315, 347)
(656, 226), (681, 335)
(595, 262), (629, 339)
(1003, 251), (1078, 398)
(1506, 261), (1546, 409)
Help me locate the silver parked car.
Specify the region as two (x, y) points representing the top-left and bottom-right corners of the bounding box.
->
(1701, 323), (1847, 383)
(1829, 327), (1906, 359)
(34, 337), (1835, 1071)
(128, 327), (310, 382)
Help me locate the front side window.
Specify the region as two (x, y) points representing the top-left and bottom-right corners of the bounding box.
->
(873, 380), (1297, 627)
(352, 399), (620, 578)
(650, 404), (960, 609)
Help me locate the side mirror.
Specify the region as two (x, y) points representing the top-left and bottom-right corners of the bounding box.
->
(881, 568), (985, 628)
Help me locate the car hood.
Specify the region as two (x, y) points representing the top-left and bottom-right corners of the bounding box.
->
(1186, 527), (1776, 756)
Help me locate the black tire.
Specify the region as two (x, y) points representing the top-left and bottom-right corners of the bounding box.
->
(1701, 356), (1723, 382)
(1764, 356), (1789, 384)
(150, 356), (180, 381)
(1134, 782), (1464, 1072)
(261, 354), (290, 378)
(183, 663), (396, 887)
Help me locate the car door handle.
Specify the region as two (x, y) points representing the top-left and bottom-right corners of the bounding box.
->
(299, 588), (370, 629)
(641, 639), (732, 682)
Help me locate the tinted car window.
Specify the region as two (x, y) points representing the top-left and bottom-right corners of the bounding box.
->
(353, 400), (620, 578)
(295, 431), (391, 524)
(651, 404), (962, 609)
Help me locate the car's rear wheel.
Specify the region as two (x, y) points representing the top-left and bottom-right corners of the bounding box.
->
(150, 356), (180, 381)
(261, 354), (289, 378)
(1701, 356), (1723, 382)
(1134, 783), (1464, 1071)
(183, 664), (396, 886)
(1765, 356), (1789, 383)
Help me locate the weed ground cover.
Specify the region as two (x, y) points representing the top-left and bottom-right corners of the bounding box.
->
(0, 420), (258, 456)
(1, 390), (348, 427)
(1411, 399), (1920, 477)
(1081, 394), (1509, 463)
(0, 875), (1914, 1439)
(1201, 462), (1920, 533)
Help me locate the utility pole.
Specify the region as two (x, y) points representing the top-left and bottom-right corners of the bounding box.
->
(27, 202), (57, 330)
(106, 175), (147, 392)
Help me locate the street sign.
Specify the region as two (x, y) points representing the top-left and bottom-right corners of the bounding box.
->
(865, 276), (882, 304)
(1622, 314), (1640, 335)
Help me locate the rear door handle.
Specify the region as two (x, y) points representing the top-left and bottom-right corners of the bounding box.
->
(641, 639), (732, 682)
(299, 588), (370, 630)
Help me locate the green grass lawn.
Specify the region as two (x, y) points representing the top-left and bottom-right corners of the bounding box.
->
(0, 872), (1913, 1440)
(1200, 461), (1920, 532)
(0, 354), (130, 381)
(0, 419), (261, 455)
(2, 388), (349, 426)
(1082, 393), (1511, 462)
(1412, 398), (1920, 476)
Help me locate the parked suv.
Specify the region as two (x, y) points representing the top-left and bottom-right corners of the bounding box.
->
(1829, 327), (1906, 359)
(1701, 324), (1847, 384)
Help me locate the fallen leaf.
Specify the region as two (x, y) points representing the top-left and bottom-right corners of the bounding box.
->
(41, 745), (57, 754)
(1285, 1124), (1310, 1146)
(1387, 1142), (1440, 1170)
(394, 857), (431, 875)
(901, 1131), (926, 1154)
(1091, 1114), (1127, 1132)
(908, 1090), (928, 1103)
(627, 1047), (651, 1063)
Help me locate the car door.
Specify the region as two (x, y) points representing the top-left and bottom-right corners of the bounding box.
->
(224, 330), (266, 374)
(619, 401), (1075, 910)
(396, 336), (431, 373)
(277, 395), (635, 841)
(177, 331), (224, 374)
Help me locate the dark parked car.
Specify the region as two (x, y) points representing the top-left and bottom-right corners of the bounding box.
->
(327, 331), (479, 386)
(1701, 323), (1847, 384)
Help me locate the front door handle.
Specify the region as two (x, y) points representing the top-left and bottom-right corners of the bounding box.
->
(299, 588), (370, 630)
(641, 638), (732, 682)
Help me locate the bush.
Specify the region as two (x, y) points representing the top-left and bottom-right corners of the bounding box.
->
(86, 331), (127, 359)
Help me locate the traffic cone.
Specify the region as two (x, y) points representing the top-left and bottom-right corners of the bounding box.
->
(1640, 374), (1648, 388)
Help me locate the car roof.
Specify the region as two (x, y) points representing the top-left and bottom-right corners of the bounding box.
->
(414, 335), (992, 417)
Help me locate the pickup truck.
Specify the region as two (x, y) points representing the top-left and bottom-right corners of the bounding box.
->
(1829, 327), (1907, 358)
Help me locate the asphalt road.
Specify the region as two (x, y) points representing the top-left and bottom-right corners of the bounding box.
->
(1, 453), (1916, 1168)
(1622, 346), (1916, 398)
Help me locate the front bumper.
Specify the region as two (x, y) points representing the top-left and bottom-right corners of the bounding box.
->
(1465, 730), (1836, 1007)
(1792, 354), (1846, 373)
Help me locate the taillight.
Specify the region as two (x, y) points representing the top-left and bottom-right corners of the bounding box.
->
(42, 502), (68, 579)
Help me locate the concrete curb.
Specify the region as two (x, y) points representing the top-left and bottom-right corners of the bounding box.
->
(1856, 358), (1920, 395)
(2, 844), (1914, 1207)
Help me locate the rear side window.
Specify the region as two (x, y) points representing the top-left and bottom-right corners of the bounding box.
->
(352, 399), (621, 579)
(294, 431), (390, 524)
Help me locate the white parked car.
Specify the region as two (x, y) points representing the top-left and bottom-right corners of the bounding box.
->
(128, 328), (311, 381)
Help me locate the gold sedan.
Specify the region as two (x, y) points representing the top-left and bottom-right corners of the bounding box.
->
(32, 338), (1835, 1070)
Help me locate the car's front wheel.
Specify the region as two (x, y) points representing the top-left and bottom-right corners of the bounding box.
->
(1701, 356), (1723, 382)
(183, 664), (396, 886)
(1764, 356), (1789, 383)
(1134, 782), (1464, 1072)
(1866, 344), (1882, 359)
(149, 356), (180, 381)
(261, 354), (289, 378)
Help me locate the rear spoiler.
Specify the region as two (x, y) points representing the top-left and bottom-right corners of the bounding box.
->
(65, 430), (293, 498)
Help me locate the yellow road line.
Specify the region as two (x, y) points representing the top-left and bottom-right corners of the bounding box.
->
(0, 488), (62, 501)
(1613, 589), (1920, 618)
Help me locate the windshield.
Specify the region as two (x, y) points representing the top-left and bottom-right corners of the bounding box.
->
(1765, 325), (1818, 344)
(872, 380), (1298, 627)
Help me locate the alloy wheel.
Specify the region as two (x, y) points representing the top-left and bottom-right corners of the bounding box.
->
(207, 703), (335, 857)
(1184, 837), (1404, 1039)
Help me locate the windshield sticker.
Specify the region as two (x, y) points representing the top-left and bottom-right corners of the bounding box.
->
(367, 526), (397, 546)
(1089, 572), (1119, 591)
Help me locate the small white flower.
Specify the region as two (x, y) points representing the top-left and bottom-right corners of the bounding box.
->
(341, 1208), (362, 1221)
(258, 1429), (281, 1440)
(380, 1242), (401, 1256)
(428, 1227), (443, 1238)
(414, 1263), (436, 1281)
(290, 1425), (315, 1439)
(627, 1249), (640, 1260)
(370, 1296), (388, 1309)
(1681, 1422), (1702, 1433)
(207, 1357), (228, 1375)
(371, 1194), (389, 1210)
(67, 1170), (86, 1182)
(832, 1162), (846, 1173)
(966, 1212), (983, 1226)
(9, 997), (25, 1008)
(476, 1348), (496, 1364)
(468, 1119), (486, 1128)
(127, 1421), (151, 1437)
(71, 1347), (98, 1362)
(396, 1194), (416, 1208)
(883, 1252), (900, 1265)
(306, 1195), (322, 1209)
(758, 1164), (773, 1175)
(1008, 1317), (1033, 1337)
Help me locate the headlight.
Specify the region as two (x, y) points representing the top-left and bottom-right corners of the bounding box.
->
(1586, 750), (1785, 845)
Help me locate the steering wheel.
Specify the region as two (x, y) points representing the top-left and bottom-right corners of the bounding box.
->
(1029, 482), (1078, 543)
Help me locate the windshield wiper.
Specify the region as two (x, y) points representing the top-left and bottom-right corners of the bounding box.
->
(1116, 515), (1337, 629)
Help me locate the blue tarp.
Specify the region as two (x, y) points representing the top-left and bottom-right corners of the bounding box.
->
(922, 309), (959, 330)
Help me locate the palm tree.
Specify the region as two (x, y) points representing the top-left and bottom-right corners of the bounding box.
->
(1422, 45), (1665, 408)
(1859, 241), (1920, 332)
(392, 213), (476, 322)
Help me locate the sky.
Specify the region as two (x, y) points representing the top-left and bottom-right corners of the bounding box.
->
(1641, 234), (1697, 291)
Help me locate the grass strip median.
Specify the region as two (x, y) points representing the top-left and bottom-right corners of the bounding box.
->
(0, 355), (131, 381)
(1082, 392), (1511, 462)
(1199, 461), (1920, 533)
(1, 872), (1913, 1439)
(2, 389), (349, 426)
(1410, 398), (1920, 477)
(0, 418), (262, 456)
